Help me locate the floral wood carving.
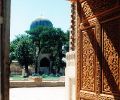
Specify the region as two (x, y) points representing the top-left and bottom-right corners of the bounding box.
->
(81, 29), (95, 92)
(79, 90), (96, 100)
(76, 0), (120, 99)
(76, 2), (81, 100)
(94, 20), (101, 94)
(81, 0), (118, 15)
(80, 90), (118, 100)
(87, 0), (118, 12)
(81, 1), (94, 18)
(102, 20), (119, 94)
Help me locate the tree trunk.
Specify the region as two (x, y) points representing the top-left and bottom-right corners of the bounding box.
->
(35, 60), (38, 74)
(57, 66), (60, 74)
(25, 64), (29, 77)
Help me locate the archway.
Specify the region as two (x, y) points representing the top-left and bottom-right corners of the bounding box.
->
(40, 57), (50, 74)
(40, 58), (50, 67)
(0, 0), (70, 100)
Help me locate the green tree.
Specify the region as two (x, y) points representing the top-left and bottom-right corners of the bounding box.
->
(26, 26), (69, 74)
(10, 34), (25, 63)
(10, 44), (16, 64)
(14, 34), (36, 77)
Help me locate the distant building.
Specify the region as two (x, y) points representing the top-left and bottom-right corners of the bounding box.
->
(30, 17), (53, 74)
(30, 17), (53, 30)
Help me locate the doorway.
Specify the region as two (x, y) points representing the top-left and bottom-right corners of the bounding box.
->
(0, 0), (71, 100)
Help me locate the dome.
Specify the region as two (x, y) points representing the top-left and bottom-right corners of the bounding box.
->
(30, 17), (53, 30)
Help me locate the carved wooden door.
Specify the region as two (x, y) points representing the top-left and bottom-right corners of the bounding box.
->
(76, 0), (120, 100)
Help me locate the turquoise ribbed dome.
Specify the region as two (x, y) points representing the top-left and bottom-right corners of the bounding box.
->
(30, 17), (53, 29)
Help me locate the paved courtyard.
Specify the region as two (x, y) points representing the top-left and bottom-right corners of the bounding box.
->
(10, 87), (66, 100)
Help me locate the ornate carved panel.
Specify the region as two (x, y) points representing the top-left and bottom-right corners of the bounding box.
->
(75, 1), (120, 99)
(76, 2), (81, 100)
(102, 18), (120, 95)
(81, 28), (96, 92)
(69, 0), (120, 99)
(80, 0), (120, 24)
(70, 2), (77, 51)
(81, 1), (94, 18)
(80, 0), (118, 18)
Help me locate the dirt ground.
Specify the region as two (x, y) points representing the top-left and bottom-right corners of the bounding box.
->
(10, 87), (66, 100)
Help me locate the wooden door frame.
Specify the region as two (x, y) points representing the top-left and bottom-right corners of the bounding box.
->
(0, 0), (11, 100)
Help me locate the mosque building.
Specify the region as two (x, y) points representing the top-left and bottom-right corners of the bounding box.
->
(30, 17), (53, 74)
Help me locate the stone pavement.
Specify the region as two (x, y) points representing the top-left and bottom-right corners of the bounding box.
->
(10, 87), (66, 100)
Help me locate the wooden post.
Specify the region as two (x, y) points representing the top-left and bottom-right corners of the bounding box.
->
(0, 0), (11, 100)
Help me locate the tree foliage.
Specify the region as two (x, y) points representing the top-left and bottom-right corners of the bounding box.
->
(15, 35), (36, 66)
(26, 26), (69, 74)
(10, 34), (25, 63)
(10, 26), (69, 75)
(10, 34), (36, 76)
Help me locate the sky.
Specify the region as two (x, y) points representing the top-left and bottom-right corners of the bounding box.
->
(10, 0), (71, 41)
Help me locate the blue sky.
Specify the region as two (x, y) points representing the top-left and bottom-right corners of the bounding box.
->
(10, 0), (71, 41)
